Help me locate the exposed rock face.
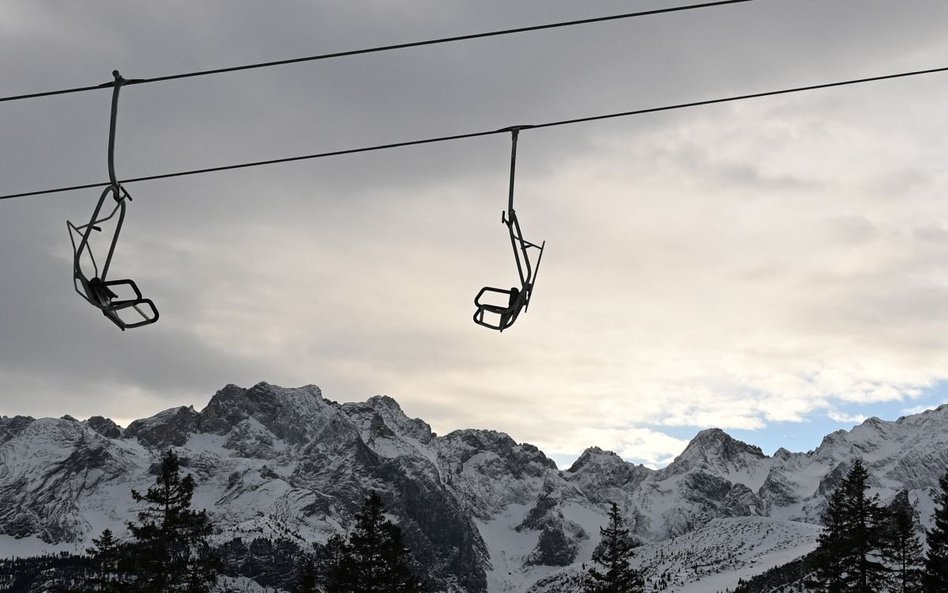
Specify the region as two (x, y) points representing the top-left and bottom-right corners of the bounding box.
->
(123, 406), (200, 447)
(0, 415), (34, 446)
(199, 383), (339, 446)
(565, 447), (650, 500)
(758, 467), (800, 512)
(84, 416), (122, 439)
(526, 524), (581, 567)
(2, 384), (947, 593)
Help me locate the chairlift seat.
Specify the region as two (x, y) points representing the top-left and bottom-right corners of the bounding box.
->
(473, 286), (527, 332)
(74, 274), (158, 330)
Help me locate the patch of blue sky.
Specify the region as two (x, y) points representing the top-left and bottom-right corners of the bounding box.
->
(638, 382), (948, 462)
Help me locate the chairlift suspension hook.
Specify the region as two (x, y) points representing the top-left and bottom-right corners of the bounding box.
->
(507, 128), (520, 217)
(99, 70), (142, 198)
(107, 71), (124, 194)
(100, 71), (128, 282)
(501, 124), (532, 217)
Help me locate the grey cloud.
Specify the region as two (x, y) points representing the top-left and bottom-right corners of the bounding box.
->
(3, 0), (948, 461)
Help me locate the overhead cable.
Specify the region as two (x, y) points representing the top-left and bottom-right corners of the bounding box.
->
(0, 0), (758, 104)
(2, 64), (947, 202)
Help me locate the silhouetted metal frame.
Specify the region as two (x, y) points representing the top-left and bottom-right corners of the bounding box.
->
(66, 71), (158, 331)
(473, 127), (545, 332)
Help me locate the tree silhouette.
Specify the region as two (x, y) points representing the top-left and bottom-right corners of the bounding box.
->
(808, 487), (848, 593)
(884, 490), (923, 593)
(925, 471), (948, 592)
(85, 529), (126, 592)
(843, 459), (890, 592)
(127, 450), (218, 593)
(808, 459), (890, 593)
(293, 556), (319, 593)
(583, 502), (644, 593)
(324, 493), (425, 593)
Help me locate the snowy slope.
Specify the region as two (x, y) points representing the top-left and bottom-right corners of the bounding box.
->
(525, 517), (821, 593)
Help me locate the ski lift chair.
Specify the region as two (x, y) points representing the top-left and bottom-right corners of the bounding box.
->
(473, 127), (545, 332)
(66, 71), (158, 330)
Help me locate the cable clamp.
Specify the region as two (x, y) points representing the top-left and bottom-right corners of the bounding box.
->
(497, 124), (535, 134)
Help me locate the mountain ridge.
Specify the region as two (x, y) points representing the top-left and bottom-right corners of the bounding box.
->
(2, 382), (946, 593)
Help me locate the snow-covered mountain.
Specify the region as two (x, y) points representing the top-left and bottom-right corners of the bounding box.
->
(1, 382), (946, 592)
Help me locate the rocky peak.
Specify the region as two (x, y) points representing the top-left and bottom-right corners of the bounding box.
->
(84, 416), (122, 439)
(662, 428), (768, 481)
(0, 415), (35, 445)
(566, 447), (625, 473)
(682, 429), (764, 460)
(443, 429), (556, 473)
(817, 429), (848, 449)
(123, 406), (199, 448)
(199, 382), (336, 445)
(773, 447), (793, 460)
(564, 447), (650, 498)
(813, 425), (876, 464)
(367, 394), (401, 412)
(342, 395), (434, 444)
(431, 429), (556, 517)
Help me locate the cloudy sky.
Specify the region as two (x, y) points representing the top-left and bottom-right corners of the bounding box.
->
(2, 0), (948, 468)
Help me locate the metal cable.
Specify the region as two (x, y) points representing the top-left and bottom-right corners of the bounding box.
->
(0, 0), (758, 103)
(3, 64), (947, 201)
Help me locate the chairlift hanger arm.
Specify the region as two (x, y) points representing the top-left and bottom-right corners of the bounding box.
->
(107, 71), (123, 189)
(495, 125), (531, 210)
(101, 72), (131, 281)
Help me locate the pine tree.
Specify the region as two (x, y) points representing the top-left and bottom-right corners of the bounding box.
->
(807, 459), (889, 593)
(840, 459), (890, 593)
(127, 450), (218, 593)
(884, 490), (924, 593)
(583, 502), (644, 593)
(808, 488), (847, 593)
(294, 556), (319, 593)
(378, 522), (426, 593)
(325, 493), (425, 593)
(348, 493), (387, 589)
(324, 533), (357, 593)
(924, 471), (948, 593)
(85, 529), (126, 592)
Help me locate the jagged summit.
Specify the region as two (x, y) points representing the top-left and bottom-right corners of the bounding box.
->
(344, 394), (435, 444)
(0, 414), (34, 445)
(562, 446), (651, 509)
(665, 428), (766, 476)
(123, 405), (198, 448)
(565, 446), (626, 473)
(84, 415), (122, 439)
(897, 402), (948, 421)
(441, 427), (558, 475)
(198, 382), (336, 445)
(689, 428), (765, 456)
(817, 427), (849, 450)
(774, 446), (793, 459)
